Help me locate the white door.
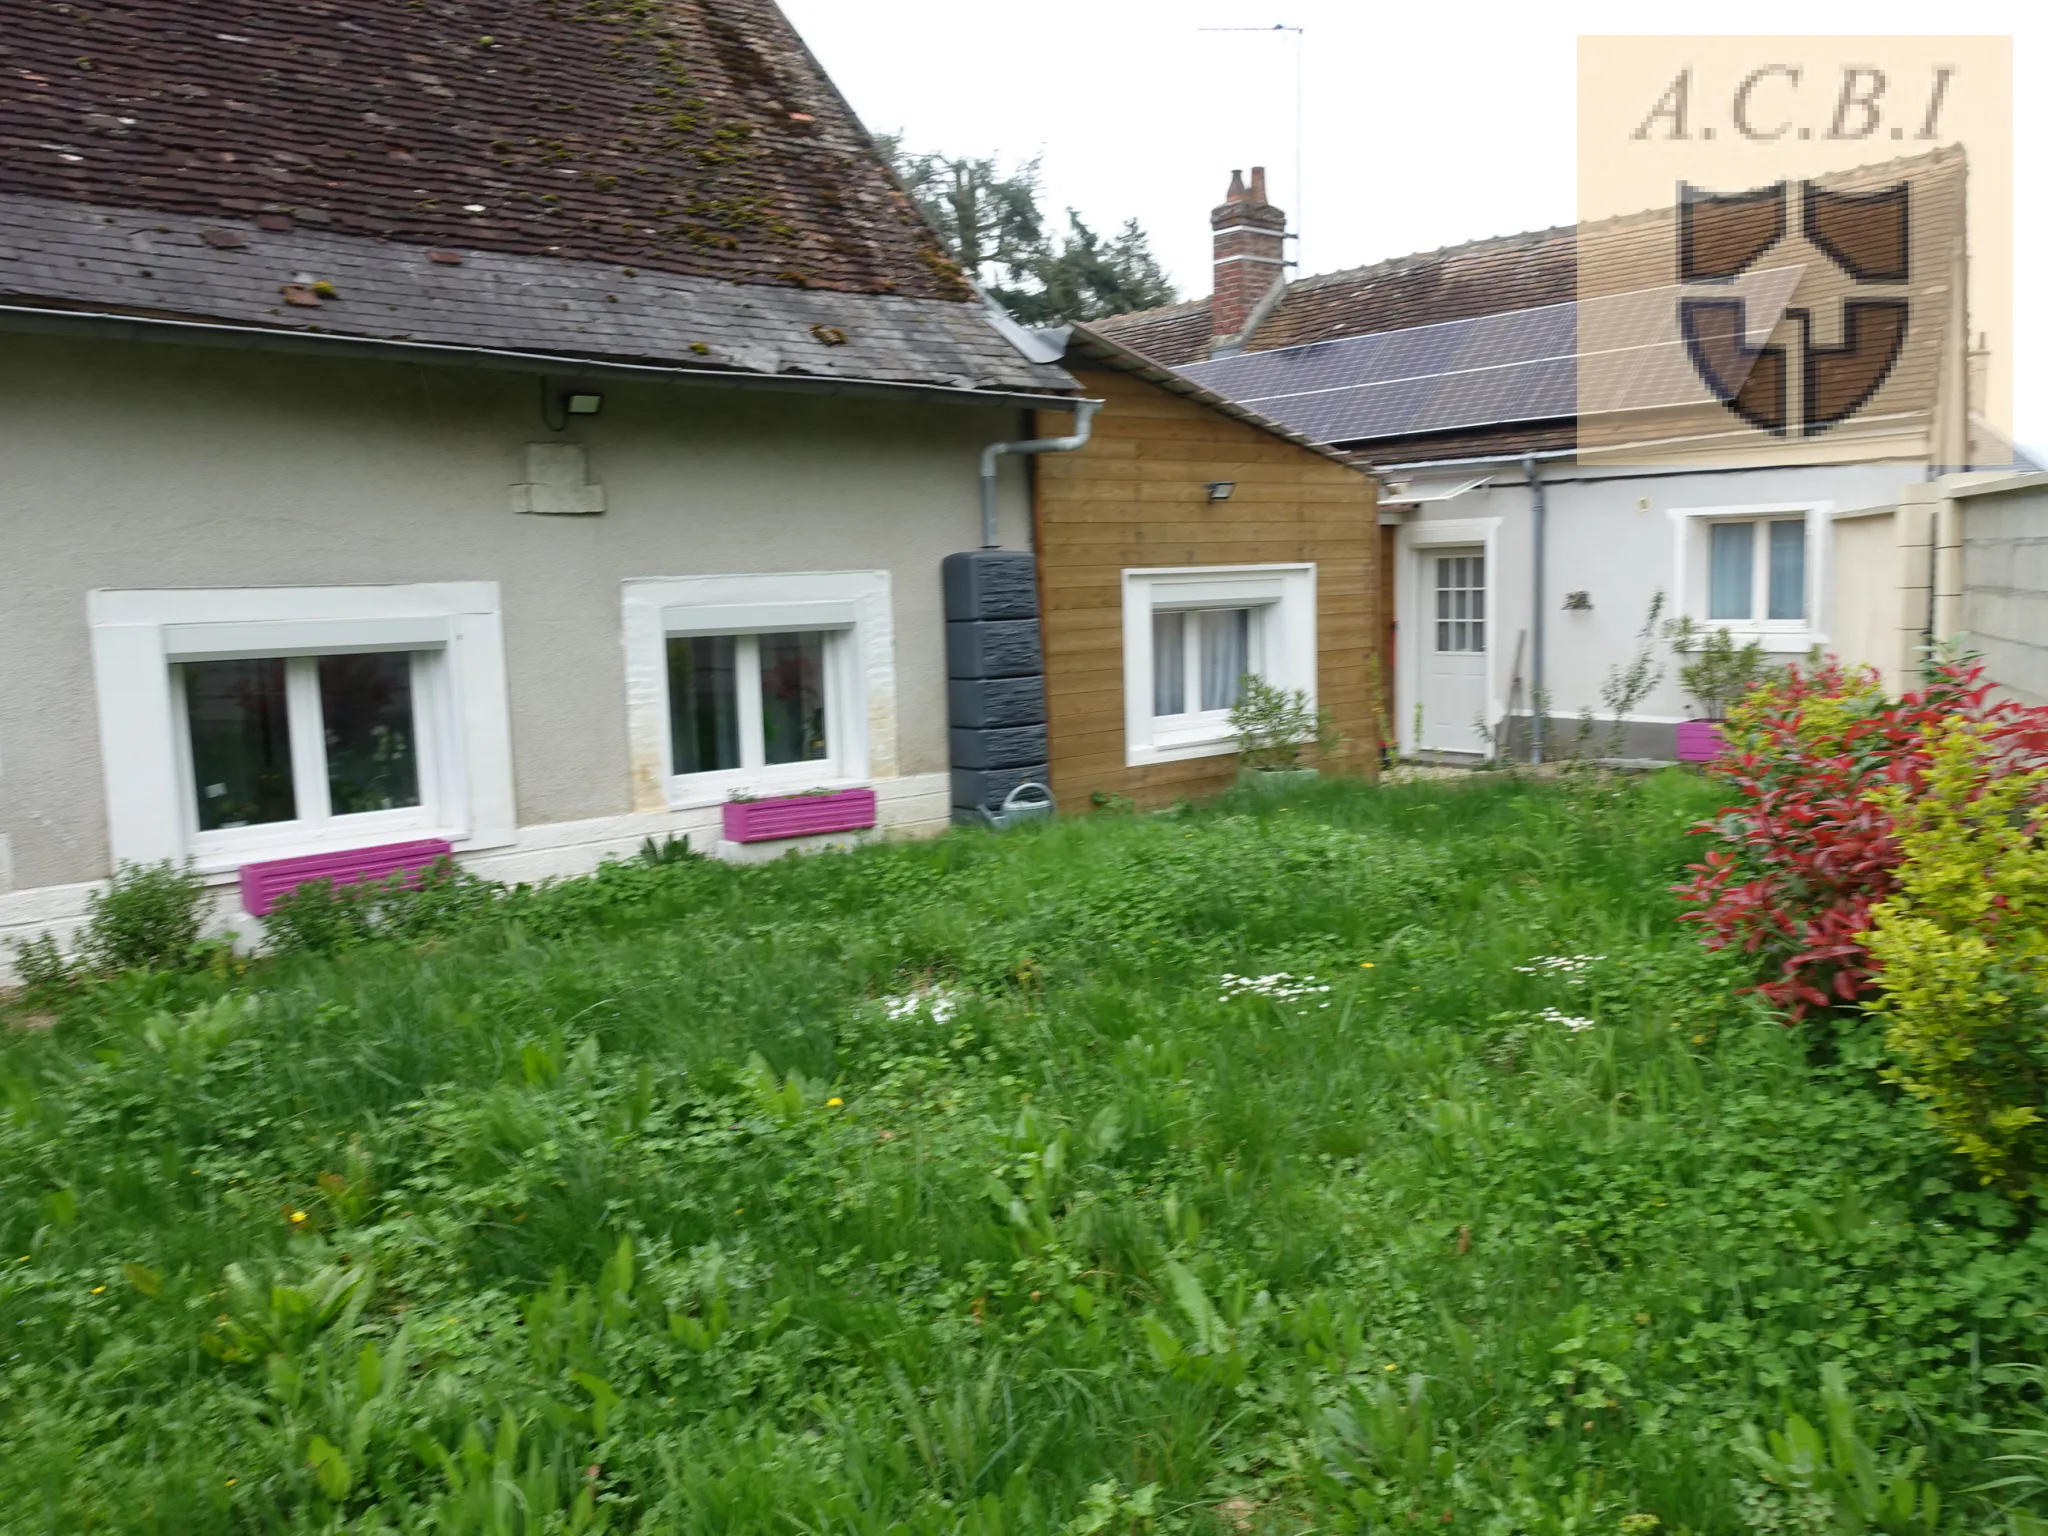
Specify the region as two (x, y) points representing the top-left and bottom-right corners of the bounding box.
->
(1417, 548), (1489, 754)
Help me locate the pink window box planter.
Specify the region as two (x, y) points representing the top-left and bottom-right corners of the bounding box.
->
(239, 838), (455, 916)
(722, 788), (877, 844)
(1675, 720), (1726, 763)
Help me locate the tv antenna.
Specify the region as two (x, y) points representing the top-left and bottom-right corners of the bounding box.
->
(1197, 23), (1306, 270)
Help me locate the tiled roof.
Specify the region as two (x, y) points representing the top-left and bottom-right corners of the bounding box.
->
(0, 0), (962, 298)
(1089, 297), (1213, 369)
(1096, 148), (1964, 464)
(1258, 226), (1575, 352)
(0, 191), (1074, 392)
(0, 0), (1075, 392)
(1091, 224), (1577, 370)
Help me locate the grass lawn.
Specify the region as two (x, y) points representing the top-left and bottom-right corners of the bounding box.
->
(3, 772), (2046, 1534)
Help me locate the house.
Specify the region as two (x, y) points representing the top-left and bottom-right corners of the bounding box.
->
(1023, 323), (1381, 811)
(1096, 153), (2021, 759)
(0, 1), (1385, 976)
(0, 0), (1087, 970)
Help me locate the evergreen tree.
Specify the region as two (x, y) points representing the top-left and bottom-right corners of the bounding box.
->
(876, 136), (1176, 324)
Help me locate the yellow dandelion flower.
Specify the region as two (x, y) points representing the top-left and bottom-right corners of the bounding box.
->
(1360, 962), (1374, 968)
(225, 1478), (237, 1488)
(826, 1097), (843, 1107)
(91, 1285), (106, 1294)
(289, 1210), (308, 1224)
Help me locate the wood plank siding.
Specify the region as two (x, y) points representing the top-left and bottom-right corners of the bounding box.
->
(1033, 365), (1382, 809)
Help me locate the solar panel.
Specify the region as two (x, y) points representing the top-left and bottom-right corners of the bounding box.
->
(1176, 266), (1804, 445)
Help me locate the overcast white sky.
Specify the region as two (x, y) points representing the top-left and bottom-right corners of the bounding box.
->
(781, 2), (2044, 453)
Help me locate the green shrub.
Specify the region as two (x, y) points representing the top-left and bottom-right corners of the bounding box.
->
(1229, 675), (1339, 771)
(80, 859), (211, 973)
(1864, 719), (2048, 1198)
(8, 858), (209, 990)
(263, 858), (504, 958)
(1663, 615), (1775, 721)
(8, 931), (74, 994)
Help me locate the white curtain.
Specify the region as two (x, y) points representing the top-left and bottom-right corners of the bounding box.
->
(1199, 608), (1250, 711)
(1152, 610), (1186, 716)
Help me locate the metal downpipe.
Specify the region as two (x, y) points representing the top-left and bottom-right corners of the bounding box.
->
(979, 399), (1103, 548)
(1525, 452), (1548, 766)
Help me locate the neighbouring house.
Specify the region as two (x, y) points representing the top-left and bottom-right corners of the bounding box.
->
(0, 1), (1389, 979)
(0, 0), (1094, 974)
(1097, 153), (2028, 760)
(1022, 323), (1381, 810)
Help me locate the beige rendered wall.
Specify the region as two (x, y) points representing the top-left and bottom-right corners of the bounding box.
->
(1829, 509), (1904, 691)
(0, 332), (1034, 895)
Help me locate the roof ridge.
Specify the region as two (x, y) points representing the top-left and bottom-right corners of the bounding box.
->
(1094, 295), (1208, 325)
(1161, 142), (1966, 311)
(1287, 223), (1577, 294)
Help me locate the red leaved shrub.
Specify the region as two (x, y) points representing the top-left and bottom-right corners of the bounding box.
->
(1674, 657), (2048, 1017)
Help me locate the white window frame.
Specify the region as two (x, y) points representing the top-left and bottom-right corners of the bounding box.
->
(1148, 606), (1264, 746)
(621, 571), (894, 811)
(1122, 564), (1316, 768)
(1668, 500), (1831, 651)
(86, 583), (516, 873)
(174, 651), (443, 862)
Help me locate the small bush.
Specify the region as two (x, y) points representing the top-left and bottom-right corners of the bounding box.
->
(9, 859), (211, 990)
(1864, 720), (2048, 1197)
(263, 858), (504, 958)
(8, 931), (74, 994)
(1674, 657), (2048, 1016)
(1664, 615), (1775, 721)
(1229, 675), (1339, 771)
(82, 858), (210, 973)
(637, 833), (702, 865)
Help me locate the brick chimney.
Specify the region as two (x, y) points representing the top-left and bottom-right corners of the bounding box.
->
(1211, 166), (1287, 351)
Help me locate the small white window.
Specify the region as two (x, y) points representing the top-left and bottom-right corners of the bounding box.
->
(1123, 565), (1316, 767)
(1669, 503), (1828, 649)
(621, 571), (894, 809)
(1151, 606), (1255, 722)
(86, 583), (516, 872)
(1706, 517), (1806, 621)
(665, 627), (840, 792)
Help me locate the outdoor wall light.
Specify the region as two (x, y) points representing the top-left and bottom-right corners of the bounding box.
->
(565, 392), (605, 415)
(1205, 480), (1236, 501)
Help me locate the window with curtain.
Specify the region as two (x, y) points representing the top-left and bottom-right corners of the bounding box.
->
(666, 630), (834, 783)
(1122, 564), (1315, 768)
(1705, 517), (1806, 623)
(1152, 607), (1254, 721)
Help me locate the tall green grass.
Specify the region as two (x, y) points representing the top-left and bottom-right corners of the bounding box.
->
(2, 772), (2044, 1534)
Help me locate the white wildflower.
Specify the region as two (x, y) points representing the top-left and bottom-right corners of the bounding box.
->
(1217, 971), (1332, 1005)
(878, 987), (959, 1025)
(1536, 1007), (1595, 1032)
(1512, 954), (1604, 984)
